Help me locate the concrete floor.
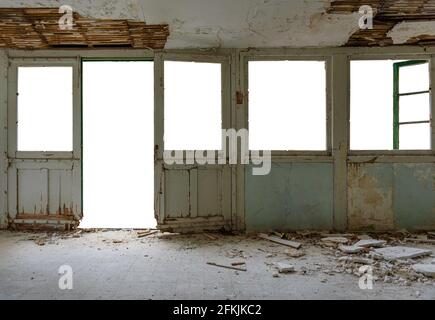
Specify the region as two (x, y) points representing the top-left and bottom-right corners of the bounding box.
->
(0, 230), (434, 300)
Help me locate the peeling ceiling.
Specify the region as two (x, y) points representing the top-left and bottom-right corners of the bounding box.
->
(0, 0), (435, 49)
(0, 0), (361, 48)
(329, 0), (435, 46)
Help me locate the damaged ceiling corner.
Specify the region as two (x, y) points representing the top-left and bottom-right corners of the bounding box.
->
(329, 0), (435, 46)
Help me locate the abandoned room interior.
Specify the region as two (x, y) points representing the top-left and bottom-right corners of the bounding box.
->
(0, 0), (435, 302)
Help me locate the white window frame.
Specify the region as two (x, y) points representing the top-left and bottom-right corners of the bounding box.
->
(156, 52), (232, 162)
(8, 58), (81, 160)
(241, 53), (332, 157)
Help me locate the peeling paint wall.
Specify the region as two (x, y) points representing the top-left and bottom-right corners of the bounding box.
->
(245, 163), (333, 231)
(348, 164), (394, 231)
(348, 163), (435, 231)
(0, 0), (361, 48)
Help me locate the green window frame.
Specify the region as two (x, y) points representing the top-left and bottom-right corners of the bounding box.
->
(393, 60), (430, 149)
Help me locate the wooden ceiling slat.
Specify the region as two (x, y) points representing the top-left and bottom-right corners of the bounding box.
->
(0, 7), (169, 49)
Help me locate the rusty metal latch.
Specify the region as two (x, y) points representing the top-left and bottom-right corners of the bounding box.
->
(236, 91), (244, 105)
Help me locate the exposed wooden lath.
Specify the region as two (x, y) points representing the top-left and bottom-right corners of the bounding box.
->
(0, 8), (169, 49)
(328, 0), (435, 46)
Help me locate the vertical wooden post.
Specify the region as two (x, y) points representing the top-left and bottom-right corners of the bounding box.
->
(235, 49), (246, 231)
(0, 51), (8, 228)
(430, 56), (435, 151)
(154, 52), (165, 224)
(331, 54), (349, 231)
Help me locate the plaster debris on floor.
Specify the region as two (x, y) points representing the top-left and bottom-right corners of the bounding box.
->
(1, 229), (434, 300)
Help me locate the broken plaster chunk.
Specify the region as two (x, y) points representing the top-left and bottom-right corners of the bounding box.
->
(321, 237), (348, 244)
(353, 239), (386, 248)
(258, 233), (301, 249)
(373, 246), (432, 261)
(338, 245), (364, 254)
(286, 248), (305, 258)
(412, 264), (435, 278)
(275, 261), (295, 274)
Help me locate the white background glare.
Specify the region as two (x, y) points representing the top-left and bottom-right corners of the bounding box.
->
(81, 61), (155, 228)
(350, 60), (430, 150)
(248, 61), (327, 150)
(18, 67), (73, 151)
(164, 61), (222, 151)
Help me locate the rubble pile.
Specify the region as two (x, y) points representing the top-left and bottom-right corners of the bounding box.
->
(258, 230), (435, 285)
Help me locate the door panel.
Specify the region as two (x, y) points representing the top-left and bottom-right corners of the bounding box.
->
(164, 169), (190, 218)
(155, 53), (234, 232)
(17, 168), (48, 215)
(7, 58), (81, 229)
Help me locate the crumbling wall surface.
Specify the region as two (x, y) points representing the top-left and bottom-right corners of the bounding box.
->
(245, 163), (333, 232)
(348, 163), (435, 231)
(0, 0), (360, 48)
(348, 164), (394, 231)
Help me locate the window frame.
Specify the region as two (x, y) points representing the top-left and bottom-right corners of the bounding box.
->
(348, 54), (435, 155)
(157, 53), (231, 161)
(242, 53), (331, 157)
(393, 59), (430, 150)
(8, 58), (80, 159)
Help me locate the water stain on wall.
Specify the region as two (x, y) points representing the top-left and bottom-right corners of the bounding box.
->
(348, 163), (394, 231)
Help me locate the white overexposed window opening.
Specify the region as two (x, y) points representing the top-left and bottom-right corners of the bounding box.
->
(350, 60), (431, 150)
(17, 66), (73, 151)
(81, 61), (155, 229)
(164, 61), (222, 151)
(248, 60), (327, 151)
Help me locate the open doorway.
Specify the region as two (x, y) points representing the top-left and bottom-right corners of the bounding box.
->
(80, 61), (155, 229)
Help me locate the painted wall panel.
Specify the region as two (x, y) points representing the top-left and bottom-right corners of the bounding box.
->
(245, 163), (333, 231)
(348, 163), (435, 231)
(394, 164), (435, 230)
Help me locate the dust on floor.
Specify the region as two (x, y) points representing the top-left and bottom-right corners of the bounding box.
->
(0, 229), (434, 300)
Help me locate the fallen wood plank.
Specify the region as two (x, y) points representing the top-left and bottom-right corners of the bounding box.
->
(203, 233), (218, 240)
(136, 228), (150, 234)
(207, 262), (247, 272)
(137, 230), (159, 238)
(231, 261), (246, 266)
(258, 233), (301, 249)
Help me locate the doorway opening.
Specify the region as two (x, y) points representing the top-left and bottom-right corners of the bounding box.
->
(81, 60), (155, 229)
